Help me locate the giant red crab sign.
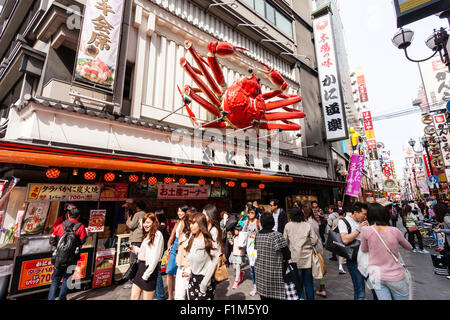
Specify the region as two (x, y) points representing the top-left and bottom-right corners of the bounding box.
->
(177, 40), (305, 131)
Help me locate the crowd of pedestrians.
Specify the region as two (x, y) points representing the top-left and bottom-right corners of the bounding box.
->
(46, 196), (450, 301)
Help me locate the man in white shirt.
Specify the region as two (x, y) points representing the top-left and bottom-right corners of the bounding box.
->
(339, 202), (368, 300)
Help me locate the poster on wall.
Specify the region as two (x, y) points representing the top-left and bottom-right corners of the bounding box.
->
(313, 13), (348, 141)
(98, 183), (129, 201)
(88, 209), (107, 233)
(92, 248), (115, 289)
(74, 0), (125, 91)
(21, 202), (51, 235)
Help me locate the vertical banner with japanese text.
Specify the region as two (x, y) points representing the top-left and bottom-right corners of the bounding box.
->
(419, 57), (450, 112)
(74, 0), (124, 91)
(313, 13), (348, 141)
(345, 154), (365, 198)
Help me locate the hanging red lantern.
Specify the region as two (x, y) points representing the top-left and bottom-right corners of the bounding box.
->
(129, 174), (139, 183)
(164, 177), (172, 184)
(259, 183), (265, 189)
(148, 176), (158, 185)
(104, 172), (115, 182)
(46, 168), (60, 179)
(241, 182), (248, 188)
(228, 181), (235, 188)
(214, 180), (221, 188)
(198, 179), (206, 186)
(84, 171), (96, 181)
(178, 178), (187, 185)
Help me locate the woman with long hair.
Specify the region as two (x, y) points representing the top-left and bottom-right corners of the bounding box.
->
(361, 203), (413, 300)
(243, 206), (262, 296)
(202, 204), (224, 253)
(166, 205), (189, 300)
(284, 207), (318, 300)
(174, 208), (197, 300)
(403, 205), (427, 253)
(127, 212), (164, 300)
(184, 213), (219, 300)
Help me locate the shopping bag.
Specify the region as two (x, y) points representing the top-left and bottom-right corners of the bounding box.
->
(357, 247), (369, 278)
(247, 239), (257, 267)
(160, 248), (171, 274)
(311, 250), (324, 280)
(283, 262), (302, 300)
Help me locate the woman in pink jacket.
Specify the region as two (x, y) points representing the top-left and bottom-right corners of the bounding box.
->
(360, 203), (413, 300)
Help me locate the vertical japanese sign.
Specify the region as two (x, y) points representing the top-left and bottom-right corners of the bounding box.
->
(313, 13), (348, 141)
(433, 113), (450, 167)
(74, 0), (124, 91)
(423, 154), (432, 177)
(357, 73), (368, 103)
(88, 209), (107, 233)
(419, 57), (450, 112)
(362, 110), (377, 149)
(345, 154), (365, 198)
(383, 161), (393, 179)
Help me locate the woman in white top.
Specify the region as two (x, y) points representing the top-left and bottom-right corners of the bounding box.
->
(184, 212), (219, 300)
(127, 212), (164, 300)
(202, 204), (224, 254)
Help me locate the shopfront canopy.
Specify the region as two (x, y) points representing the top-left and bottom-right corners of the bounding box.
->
(0, 142), (293, 183)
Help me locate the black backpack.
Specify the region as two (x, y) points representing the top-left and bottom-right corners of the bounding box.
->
(52, 222), (82, 268)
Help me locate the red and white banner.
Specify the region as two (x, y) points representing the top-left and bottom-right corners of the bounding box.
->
(423, 154), (432, 178)
(357, 74), (368, 103)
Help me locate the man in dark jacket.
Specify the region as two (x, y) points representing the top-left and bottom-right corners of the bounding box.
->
(48, 207), (87, 300)
(269, 199), (288, 234)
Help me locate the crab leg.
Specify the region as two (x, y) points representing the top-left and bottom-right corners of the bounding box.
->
(258, 62), (288, 91)
(265, 95), (302, 111)
(259, 122), (301, 131)
(207, 41), (247, 90)
(177, 85), (200, 127)
(184, 85), (221, 117)
(185, 40), (222, 96)
(262, 111), (306, 121)
(180, 57), (221, 106)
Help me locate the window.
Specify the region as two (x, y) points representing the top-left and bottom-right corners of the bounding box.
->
(241, 0), (293, 38)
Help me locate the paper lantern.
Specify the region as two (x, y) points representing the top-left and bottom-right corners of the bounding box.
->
(179, 178), (187, 185)
(128, 174), (139, 183)
(259, 183), (265, 189)
(198, 179), (206, 186)
(84, 171), (96, 181)
(46, 168), (60, 179)
(214, 180), (221, 187)
(241, 182), (248, 188)
(148, 176), (158, 185)
(164, 177), (172, 184)
(104, 172), (115, 182)
(228, 181), (235, 188)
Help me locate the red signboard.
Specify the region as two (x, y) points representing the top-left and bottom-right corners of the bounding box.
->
(92, 249), (116, 289)
(423, 154), (432, 178)
(88, 209), (107, 233)
(367, 140), (377, 150)
(97, 183), (129, 201)
(157, 184), (209, 199)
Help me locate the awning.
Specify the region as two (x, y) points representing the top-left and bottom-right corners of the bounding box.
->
(0, 142), (293, 183)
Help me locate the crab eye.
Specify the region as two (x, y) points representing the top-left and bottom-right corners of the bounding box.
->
(248, 68), (253, 74)
(258, 78), (261, 82)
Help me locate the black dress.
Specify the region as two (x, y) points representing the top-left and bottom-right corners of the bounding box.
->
(132, 260), (159, 291)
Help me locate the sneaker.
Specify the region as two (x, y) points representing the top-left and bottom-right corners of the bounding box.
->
(250, 285), (257, 296)
(420, 249), (429, 254)
(446, 276), (450, 280)
(232, 281), (239, 289)
(123, 282), (133, 289)
(239, 270), (245, 283)
(339, 269), (346, 275)
(412, 248), (420, 253)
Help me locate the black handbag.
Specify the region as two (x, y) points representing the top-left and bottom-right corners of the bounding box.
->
(325, 219), (360, 261)
(283, 262), (303, 297)
(123, 260), (138, 281)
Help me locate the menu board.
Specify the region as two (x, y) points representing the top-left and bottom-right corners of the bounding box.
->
(21, 202), (50, 235)
(92, 248), (115, 289)
(27, 184), (101, 202)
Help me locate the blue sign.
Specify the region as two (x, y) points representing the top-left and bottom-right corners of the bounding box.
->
(447, 100), (450, 113)
(429, 175), (439, 184)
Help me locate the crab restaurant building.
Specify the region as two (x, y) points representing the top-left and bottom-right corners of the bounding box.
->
(0, 0), (346, 297)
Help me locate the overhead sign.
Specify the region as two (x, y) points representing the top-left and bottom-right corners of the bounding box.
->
(74, 0), (125, 91)
(419, 57), (450, 112)
(157, 184), (210, 199)
(27, 184), (101, 202)
(313, 13), (348, 141)
(393, 0), (448, 27)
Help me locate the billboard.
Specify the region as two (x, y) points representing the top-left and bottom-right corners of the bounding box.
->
(393, 0), (449, 27)
(313, 13), (348, 141)
(419, 55), (450, 112)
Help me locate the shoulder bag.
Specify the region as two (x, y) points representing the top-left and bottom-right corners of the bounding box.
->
(325, 218), (360, 261)
(311, 247), (325, 279)
(123, 260), (139, 281)
(372, 226), (412, 300)
(214, 254), (229, 283)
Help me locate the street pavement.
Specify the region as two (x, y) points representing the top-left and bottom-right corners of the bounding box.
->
(63, 221), (449, 301)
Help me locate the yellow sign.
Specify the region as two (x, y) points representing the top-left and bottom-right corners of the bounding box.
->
(365, 130), (375, 140)
(399, 0), (435, 13)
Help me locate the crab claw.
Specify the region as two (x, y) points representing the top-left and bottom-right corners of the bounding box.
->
(258, 62), (287, 91)
(207, 41), (247, 57)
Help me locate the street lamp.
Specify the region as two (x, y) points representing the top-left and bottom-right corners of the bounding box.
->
(392, 27), (450, 71)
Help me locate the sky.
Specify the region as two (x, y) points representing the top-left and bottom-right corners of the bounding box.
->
(337, 0), (449, 179)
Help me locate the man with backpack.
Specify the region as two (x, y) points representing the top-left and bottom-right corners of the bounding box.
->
(48, 206), (87, 300)
(338, 202), (368, 300)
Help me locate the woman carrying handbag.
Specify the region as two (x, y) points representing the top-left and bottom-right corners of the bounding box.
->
(403, 205), (428, 253)
(360, 203), (413, 300)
